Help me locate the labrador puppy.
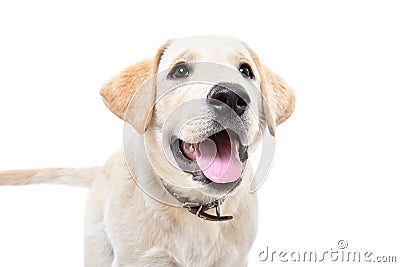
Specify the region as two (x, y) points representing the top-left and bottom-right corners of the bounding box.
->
(0, 36), (295, 267)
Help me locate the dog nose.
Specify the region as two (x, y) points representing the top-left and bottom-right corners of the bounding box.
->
(207, 83), (250, 116)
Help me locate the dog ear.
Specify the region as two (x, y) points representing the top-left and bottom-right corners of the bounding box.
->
(261, 64), (296, 125)
(100, 42), (170, 133)
(100, 59), (154, 133)
(246, 46), (295, 127)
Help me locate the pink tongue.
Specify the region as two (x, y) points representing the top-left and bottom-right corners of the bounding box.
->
(194, 133), (243, 184)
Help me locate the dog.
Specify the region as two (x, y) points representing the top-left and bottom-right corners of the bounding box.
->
(0, 36), (295, 267)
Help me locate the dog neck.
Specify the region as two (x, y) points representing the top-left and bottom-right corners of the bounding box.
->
(160, 178), (234, 222)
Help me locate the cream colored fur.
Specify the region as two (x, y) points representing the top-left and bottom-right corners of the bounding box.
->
(0, 36), (295, 267)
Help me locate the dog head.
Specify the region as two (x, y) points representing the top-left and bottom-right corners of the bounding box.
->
(100, 36), (295, 204)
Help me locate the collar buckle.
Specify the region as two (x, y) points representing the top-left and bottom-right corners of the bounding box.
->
(183, 199), (233, 222)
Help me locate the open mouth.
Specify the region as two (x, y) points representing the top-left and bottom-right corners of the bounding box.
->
(171, 129), (248, 187)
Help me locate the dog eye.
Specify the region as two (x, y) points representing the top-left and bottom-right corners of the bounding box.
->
(169, 63), (190, 79)
(239, 63), (255, 79)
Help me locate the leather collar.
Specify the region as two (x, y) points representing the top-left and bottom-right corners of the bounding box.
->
(161, 179), (233, 222)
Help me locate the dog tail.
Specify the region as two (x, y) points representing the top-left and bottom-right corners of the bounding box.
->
(0, 167), (99, 188)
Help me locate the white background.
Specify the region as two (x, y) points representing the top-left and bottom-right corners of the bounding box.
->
(0, 1), (399, 266)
